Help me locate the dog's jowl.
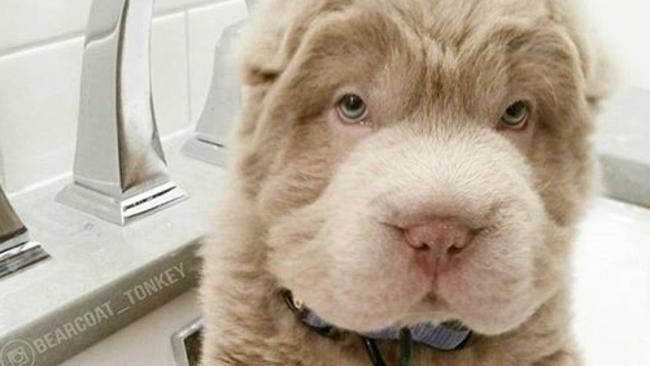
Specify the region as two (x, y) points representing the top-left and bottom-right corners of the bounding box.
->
(199, 1), (612, 365)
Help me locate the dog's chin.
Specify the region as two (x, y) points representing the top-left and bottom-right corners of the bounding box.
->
(391, 290), (537, 336)
(311, 277), (538, 336)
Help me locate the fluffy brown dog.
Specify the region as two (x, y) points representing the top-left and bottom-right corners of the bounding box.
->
(200, 0), (611, 365)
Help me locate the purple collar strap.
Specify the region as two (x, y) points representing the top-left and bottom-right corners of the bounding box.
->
(282, 290), (472, 352)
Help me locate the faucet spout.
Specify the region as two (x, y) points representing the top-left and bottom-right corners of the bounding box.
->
(57, 0), (187, 225)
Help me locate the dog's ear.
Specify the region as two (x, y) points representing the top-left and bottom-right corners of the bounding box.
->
(240, 0), (351, 86)
(581, 38), (616, 108)
(551, 0), (617, 109)
(570, 24), (616, 109)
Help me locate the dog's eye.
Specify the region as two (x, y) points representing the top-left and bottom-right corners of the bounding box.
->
(500, 101), (529, 129)
(337, 94), (368, 124)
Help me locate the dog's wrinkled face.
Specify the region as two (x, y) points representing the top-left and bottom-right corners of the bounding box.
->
(236, 0), (604, 336)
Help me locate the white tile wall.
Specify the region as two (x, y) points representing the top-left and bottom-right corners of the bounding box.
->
(0, 0), (229, 54)
(0, 0), (248, 194)
(581, 0), (650, 90)
(0, 0), (91, 53)
(0, 38), (83, 194)
(151, 13), (191, 137)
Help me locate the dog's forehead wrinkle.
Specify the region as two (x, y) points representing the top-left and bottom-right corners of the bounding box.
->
(291, 1), (577, 127)
(375, 0), (551, 47)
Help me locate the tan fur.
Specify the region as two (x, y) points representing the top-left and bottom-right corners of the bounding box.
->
(199, 1), (611, 365)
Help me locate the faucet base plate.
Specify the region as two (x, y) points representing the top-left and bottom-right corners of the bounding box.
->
(56, 181), (188, 226)
(0, 241), (50, 280)
(182, 137), (229, 167)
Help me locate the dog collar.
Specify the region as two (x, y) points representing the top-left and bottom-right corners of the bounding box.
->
(282, 290), (471, 365)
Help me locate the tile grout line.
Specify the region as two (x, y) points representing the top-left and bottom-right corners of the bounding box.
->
(179, 0), (243, 127)
(0, 1), (225, 60)
(184, 10), (196, 127)
(0, 31), (85, 59)
(163, 0), (236, 15)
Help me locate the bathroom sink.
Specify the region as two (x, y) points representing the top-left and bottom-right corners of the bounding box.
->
(55, 198), (650, 366)
(573, 199), (650, 366)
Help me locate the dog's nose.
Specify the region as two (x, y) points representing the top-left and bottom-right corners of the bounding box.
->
(403, 219), (472, 257)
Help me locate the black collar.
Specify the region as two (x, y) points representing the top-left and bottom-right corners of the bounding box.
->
(282, 290), (471, 366)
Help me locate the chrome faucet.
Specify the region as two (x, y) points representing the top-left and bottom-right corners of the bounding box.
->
(0, 185), (49, 279)
(57, 0), (187, 225)
(182, 20), (247, 166)
(182, 0), (258, 166)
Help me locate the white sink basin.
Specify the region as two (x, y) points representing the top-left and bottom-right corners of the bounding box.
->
(574, 199), (650, 366)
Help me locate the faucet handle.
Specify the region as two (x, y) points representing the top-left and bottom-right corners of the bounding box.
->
(182, 19), (248, 166)
(0, 185), (49, 279)
(57, 0), (187, 225)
